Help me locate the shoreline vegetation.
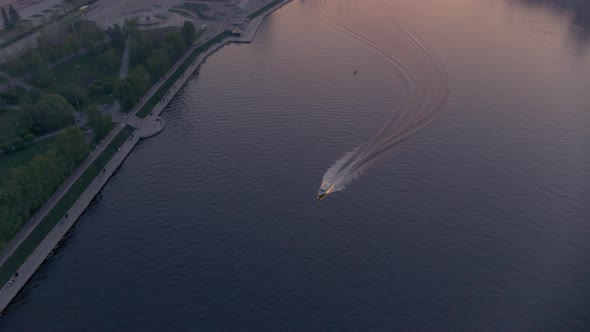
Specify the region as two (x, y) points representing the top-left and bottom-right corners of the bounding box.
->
(0, 125), (133, 285)
(136, 30), (229, 119)
(0, 19), (201, 246)
(0, 0), (292, 313)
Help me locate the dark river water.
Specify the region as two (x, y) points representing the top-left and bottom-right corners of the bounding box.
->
(3, 0), (590, 330)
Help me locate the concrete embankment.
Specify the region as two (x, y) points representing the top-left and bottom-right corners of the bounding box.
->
(230, 0), (292, 43)
(0, 0), (292, 314)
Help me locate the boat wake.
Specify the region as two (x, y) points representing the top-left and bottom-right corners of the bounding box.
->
(317, 0), (449, 198)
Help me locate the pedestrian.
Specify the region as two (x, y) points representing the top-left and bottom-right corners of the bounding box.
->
(65, 213), (68, 218)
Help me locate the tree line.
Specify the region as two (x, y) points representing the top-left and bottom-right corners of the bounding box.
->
(118, 21), (197, 110)
(0, 19), (201, 248)
(0, 91), (113, 153)
(3, 19), (107, 78)
(0, 128), (89, 248)
(1, 4), (21, 30)
(2, 19), (198, 112)
(0, 94), (75, 153)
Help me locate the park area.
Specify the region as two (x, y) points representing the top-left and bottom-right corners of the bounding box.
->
(0, 14), (202, 253)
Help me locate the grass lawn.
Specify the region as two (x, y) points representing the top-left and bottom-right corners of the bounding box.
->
(0, 109), (22, 143)
(0, 125), (134, 285)
(0, 133), (65, 184)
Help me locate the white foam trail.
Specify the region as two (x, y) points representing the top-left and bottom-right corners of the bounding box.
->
(318, 0), (449, 196)
(321, 149), (357, 192)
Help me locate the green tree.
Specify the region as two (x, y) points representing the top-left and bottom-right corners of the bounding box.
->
(127, 65), (150, 94)
(14, 85), (30, 104)
(22, 51), (47, 74)
(101, 80), (116, 95)
(182, 21), (196, 44)
(116, 80), (136, 110)
(129, 30), (152, 65)
(63, 34), (80, 55)
(1, 6), (10, 30)
(85, 104), (112, 140)
(107, 24), (125, 50)
(9, 4), (21, 24)
(0, 89), (18, 104)
(89, 80), (116, 97)
(122, 19), (139, 38)
(10, 137), (24, 150)
(23, 133), (35, 143)
(97, 48), (119, 70)
(4, 56), (24, 75)
(0, 142), (12, 152)
(54, 127), (89, 167)
(78, 21), (106, 49)
(146, 49), (171, 81)
(0, 128), (89, 245)
(29, 88), (43, 103)
(88, 80), (103, 96)
(23, 51), (52, 86)
(58, 86), (88, 109)
(34, 65), (54, 87)
(166, 32), (186, 59)
(37, 33), (59, 61)
(21, 94), (75, 134)
(117, 65), (150, 110)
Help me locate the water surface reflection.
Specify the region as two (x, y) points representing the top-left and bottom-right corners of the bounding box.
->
(512, 0), (590, 52)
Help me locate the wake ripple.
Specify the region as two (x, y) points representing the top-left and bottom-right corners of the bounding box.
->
(318, 0), (449, 196)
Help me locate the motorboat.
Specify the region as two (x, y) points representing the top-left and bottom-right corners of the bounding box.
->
(317, 182), (334, 200)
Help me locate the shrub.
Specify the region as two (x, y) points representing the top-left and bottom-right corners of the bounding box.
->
(0, 142), (11, 152)
(10, 137), (25, 150)
(16, 127), (28, 137)
(29, 88), (43, 103)
(23, 133), (35, 143)
(0, 90), (18, 104)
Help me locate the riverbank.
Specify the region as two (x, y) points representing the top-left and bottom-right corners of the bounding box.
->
(0, 0), (292, 314)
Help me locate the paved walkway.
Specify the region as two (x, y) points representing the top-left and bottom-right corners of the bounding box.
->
(30, 129), (65, 144)
(139, 116), (165, 138)
(0, 126), (125, 269)
(0, 123), (139, 313)
(118, 38), (131, 80)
